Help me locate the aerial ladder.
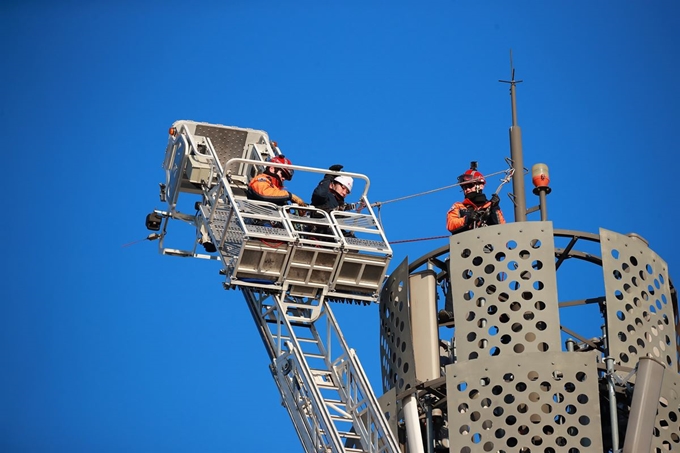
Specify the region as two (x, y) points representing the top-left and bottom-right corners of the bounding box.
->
(145, 120), (400, 453)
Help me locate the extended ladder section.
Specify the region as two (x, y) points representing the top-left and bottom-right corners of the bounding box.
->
(150, 120), (398, 452)
(243, 288), (399, 453)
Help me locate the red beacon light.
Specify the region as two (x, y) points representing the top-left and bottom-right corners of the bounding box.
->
(532, 163), (551, 194)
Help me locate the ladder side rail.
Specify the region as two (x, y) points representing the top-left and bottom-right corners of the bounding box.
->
(242, 289), (279, 359)
(275, 347), (345, 453)
(271, 355), (329, 453)
(320, 303), (401, 453)
(299, 301), (399, 452)
(347, 350), (397, 453)
(263, 295), (359, 451)
(243, 288), (347, 452)
(242, 289), (330, 453)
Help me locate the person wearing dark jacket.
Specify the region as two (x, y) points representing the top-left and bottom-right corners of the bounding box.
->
(309, 165), (355, 238)
(311, 167), (353, 212)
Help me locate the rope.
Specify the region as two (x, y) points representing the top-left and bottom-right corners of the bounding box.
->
(260, 238), (286, 248)
(390, 235), (449, 244)
(373, 168), (510, 207)
(376, 164), (515, 245)
(122, 233), (161, 248)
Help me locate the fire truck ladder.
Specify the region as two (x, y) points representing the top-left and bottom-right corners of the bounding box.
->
(242, 287), (397, 453)
(151, 121), (399, 453)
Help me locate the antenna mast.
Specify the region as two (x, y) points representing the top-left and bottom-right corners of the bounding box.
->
(499, 50), (527, 222)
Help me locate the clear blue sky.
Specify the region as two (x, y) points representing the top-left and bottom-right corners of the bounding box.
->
(2, 2), (679, 452)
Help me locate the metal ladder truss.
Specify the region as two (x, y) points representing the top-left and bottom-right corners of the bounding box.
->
(242, 287), (400, 453)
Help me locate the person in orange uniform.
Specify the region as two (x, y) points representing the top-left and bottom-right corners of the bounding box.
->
(446, 164), (505, 234)
(248, 155), (306, 207)
(440, 164), (506, 325)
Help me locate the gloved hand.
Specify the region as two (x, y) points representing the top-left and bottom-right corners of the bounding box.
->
(465, 209), (480, 226)
(328, 164), (344, 171)
(490, 194), (500, 207)
(342, 201), (365, 211)
(290, 194), (307, 206)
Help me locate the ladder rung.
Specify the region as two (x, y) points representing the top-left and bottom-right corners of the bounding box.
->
(271, 335), (319, 346)
(263, 318), (314, 328)
(338, 431), (362, 439)
(329, 414), (352, 422)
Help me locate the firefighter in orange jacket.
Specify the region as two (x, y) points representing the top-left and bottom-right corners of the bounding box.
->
(248, 155), (307, 207)
(446, 165), (505, 234)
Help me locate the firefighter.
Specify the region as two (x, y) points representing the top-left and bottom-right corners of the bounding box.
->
(311, 164), (353, 212)
(247, 155), (306, 207)
(446, 164), (505, 235)
(440, 164), (505, 323)
(309, 165), (356, 238)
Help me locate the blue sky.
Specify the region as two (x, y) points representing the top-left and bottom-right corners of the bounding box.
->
(2, 2), (679, 452)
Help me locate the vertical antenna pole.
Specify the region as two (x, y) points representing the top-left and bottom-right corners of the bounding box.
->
(500, 50), (527, 222)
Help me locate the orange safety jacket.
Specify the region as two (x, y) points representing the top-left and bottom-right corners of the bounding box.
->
(446, 198), (505, 234)
(248, 173), (292, 206)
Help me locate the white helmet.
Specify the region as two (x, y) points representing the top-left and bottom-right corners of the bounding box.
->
(333, 175), (353, 193)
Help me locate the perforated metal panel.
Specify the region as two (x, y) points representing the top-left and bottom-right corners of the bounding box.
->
(653, 370), (680, 451)
(194, 124), (249, 169)
(446, 352), (603, 452)
(380, 257), (417, 393)
(600, 228), (677, 370)
(449, 221), (562, 361)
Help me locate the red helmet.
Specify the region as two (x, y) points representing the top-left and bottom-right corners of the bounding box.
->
(268, 155), (294, 180)
(457, 169), (486, 187)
